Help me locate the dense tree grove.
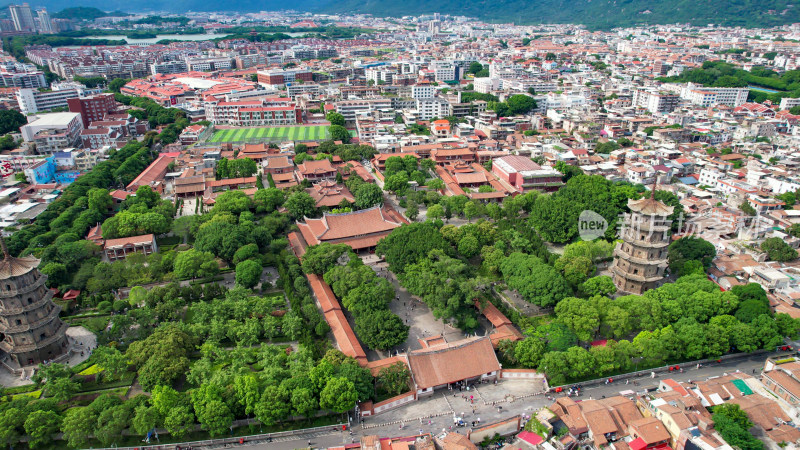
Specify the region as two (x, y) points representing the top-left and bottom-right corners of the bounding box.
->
(504, 277), (800, 385)
(306, 243), (409, 350)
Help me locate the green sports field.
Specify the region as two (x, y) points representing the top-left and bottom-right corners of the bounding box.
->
(208, 125), (333, 143)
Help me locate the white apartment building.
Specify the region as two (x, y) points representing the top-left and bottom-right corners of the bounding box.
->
(335, 99), (393, 123)
(698, 167), (723, 186)
(185, 57), (233, 72)
(415, 97), (450, 120)
(16, 87), (80, 114)
(503, 79), (558, 93)
(411, 85), (435, 99)
(287, 83), (322, 99)
(680, 83), (749, 107)
(365, 68), (396, 85)
(473, 77), (501, 94)
(632, 89), (680, 114)
(431, 61), (457, 82)
(0, 70), (45, 89)
(151, 60), (188, 76)
(780, 97), (800, 111)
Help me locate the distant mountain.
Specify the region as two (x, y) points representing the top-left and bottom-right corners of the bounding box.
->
(53, 7), (129, 20)
(326, 0), (800, 29)
(27, 0), (800, 28)
(35, 0), (327, 15)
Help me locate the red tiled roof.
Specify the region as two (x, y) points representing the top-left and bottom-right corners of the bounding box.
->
(407, 336), (500, 389)
(104, 234), (155, 249)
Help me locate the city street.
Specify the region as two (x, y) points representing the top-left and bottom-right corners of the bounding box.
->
(230, 352), (773, 450)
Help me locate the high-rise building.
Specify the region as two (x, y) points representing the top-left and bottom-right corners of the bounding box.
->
(0, 238), (69, 370)
(68, 93), (117, 128)
(610, 190), (673, 295)
(36, 8), (53, 34)
(8, 3), (35, 32)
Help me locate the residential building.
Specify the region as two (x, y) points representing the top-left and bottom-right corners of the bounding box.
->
(20, 112), (83, 154)
(256, 69), (313, 87)
(680, 83), (749, 107)
(16, 87), (80, 114)
(0, 70), (45, 89)
(67, 93), (116, 128)
(632, 89), (680, 114)
(8, 3), (34, 32)
(492, 155), (563, 193)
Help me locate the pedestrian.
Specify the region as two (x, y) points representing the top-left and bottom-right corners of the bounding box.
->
(308, 440), (311, 447)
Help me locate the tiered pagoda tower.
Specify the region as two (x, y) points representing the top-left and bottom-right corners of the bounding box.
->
(0, 238), (68, 369)
(610, 189), (674, 295)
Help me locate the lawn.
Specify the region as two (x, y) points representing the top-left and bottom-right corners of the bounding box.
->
(208, 125), (336, 143)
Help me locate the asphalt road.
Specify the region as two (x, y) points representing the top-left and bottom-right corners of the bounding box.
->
(226, 352), (773, 450)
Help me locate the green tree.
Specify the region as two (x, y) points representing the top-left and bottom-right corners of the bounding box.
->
(580, 276), (616, 297)
(0, 408), (23, 447)
(195, 399), (233, 436)
(256, 386), (290, 426)
(327, 112), (346, 126)
(174, 249), (218, 279)
(109, 77), (129, 92)
(126, 324), (195, 391)
(384, 172), (410, 195)
(376, 222), (450, 273)
(285, 191), (317, 220)
(253, 188), (286, 213)
(377, 362), (411, 396)
(291, 387), (319, 420)
(355, 183), (383, 209)
(506, 94), (537, 115)
(426, 203), (444, 221)
(164, 406), (195, 438)
(92, 345), (128, 381)
(761, 237), (798, 262)
(355, 310), (409, 350)
(515, 337), (547, 368)
(0, 110), (26, 135)
(95, 404), (131, 446)
(24, 410), (61, 449)
(554, 297), (600, 342)
(61, 407), (96, 449)
(235, 259), (263, 288)
(668, 236), (716, 275)
(319, 377), (358, 413)
(132, 405), (161, 436)
(467, 61), (483, 74)
(45, 376), (80, 402)
(301, 243), (352, 275)
(458, 234), (480, 258)
(500, 252), (571, 307)
(405, 201), (419, 221)
(329, 125), (351, 143)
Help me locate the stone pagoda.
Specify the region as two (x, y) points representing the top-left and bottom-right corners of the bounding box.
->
(610, 189), (673, 295)
(0, 238), (68, 370)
